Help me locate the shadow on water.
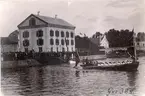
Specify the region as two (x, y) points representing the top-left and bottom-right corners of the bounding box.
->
(126, 71), (138, 87)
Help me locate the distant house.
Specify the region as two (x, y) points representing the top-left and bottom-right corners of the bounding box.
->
(75, 36), (100, 55)
(90, 32), (103, 46)
(136, 32), (145, 51)
(17, 14), (75, 53)
(0, 30), (18, 52)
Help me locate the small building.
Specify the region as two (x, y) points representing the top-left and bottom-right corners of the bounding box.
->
(0, 30), (18, 53)
(136, 41), (145, 51)
(17, 14), (76, 53)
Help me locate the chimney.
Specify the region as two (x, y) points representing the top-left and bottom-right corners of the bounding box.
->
(37, 11), (40, 16)
(55, 14), (57, 19)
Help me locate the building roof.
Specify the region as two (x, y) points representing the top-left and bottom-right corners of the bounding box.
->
(1, 30), (18, 45)
(8, 30), (19, 43)
(33, 14), (75, 28)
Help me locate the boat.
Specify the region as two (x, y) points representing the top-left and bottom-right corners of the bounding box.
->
(80, 59), (139, 71)
(80, 30), (139, 71)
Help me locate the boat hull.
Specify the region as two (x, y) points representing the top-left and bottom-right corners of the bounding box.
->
(80, 62), (139, 71)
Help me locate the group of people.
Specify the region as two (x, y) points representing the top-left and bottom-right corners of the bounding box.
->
(1, 51), (34, 61)
(74, 55), (92, 67)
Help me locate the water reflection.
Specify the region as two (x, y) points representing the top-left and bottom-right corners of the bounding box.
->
(17, 67), (44, 96)
(75, 70), (80, 78)
(1, 57), (145, 96)
(126, 71), (138, 87)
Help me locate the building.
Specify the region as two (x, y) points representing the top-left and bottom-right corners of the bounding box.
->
(75, 35), (100, 55)
(136, 32), (145, 51)
(90, 32), (103, 46)
(17, 14), (75, 53)
(0, 30), (18, 53)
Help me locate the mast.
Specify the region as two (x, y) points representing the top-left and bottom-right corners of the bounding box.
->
(133, 29), (137, 61)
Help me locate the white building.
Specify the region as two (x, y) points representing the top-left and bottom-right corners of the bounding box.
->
(18, 14), (76, 53)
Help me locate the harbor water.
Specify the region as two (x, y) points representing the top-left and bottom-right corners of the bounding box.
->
(1, 56), (145, 96)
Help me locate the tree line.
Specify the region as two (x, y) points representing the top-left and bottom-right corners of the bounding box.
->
(105, 29), (134, 47)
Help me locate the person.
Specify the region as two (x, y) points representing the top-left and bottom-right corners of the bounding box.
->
(85, 57), (89, 65)
(74, 54), (80, 67)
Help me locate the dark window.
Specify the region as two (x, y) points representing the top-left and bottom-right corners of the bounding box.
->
(56, 47), (58, 52)
(62, 47), (65, 52)
(66, 40), (69, 45)
(50, 30), (54, 36)
(61, 39), (64, 45)
(51, 47), (53, 52)
(67, 47), (69, 51)
(61, 31), (64, 37)
(71, 32), (74, 38)
(72, 47), (73, 51)
(23, 39), (29, 46)
(50, 39), (54, 45)
(23, 31), (29, 38)
(66, 31), (69, 38)
(56, 39), (59, 45)
(39, 47), (42, 52)
(24, 48), (28, 52)
(36, 30), (43, 37)
(29, 18), (36, 26)
(37, 38), (44, 46)
(71, 40), (74, 45)
(55, 30), (59, 37)
(137, 43), (139, 45)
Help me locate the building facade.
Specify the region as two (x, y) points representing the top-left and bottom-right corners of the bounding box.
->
(18, 14), (75, 53)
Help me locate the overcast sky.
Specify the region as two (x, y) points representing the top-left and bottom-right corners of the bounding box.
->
(0, 0), (145, 37)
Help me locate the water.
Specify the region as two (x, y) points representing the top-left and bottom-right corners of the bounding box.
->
(1, 56), (145, 96)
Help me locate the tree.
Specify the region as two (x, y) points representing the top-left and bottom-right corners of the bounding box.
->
(106, 29), (133, 47)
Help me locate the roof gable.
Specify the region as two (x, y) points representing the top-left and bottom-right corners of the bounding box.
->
(18, 14), (48, 28)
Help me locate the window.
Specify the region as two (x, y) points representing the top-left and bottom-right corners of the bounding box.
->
(72, 47), (73, 51)
(55, 30), (59, 37)
(36, 30), (43, 37)
(37, 38), (44, 46)
(50, 39), (54, 45)
(71, 40), (74, 45)
(23, 39), (29, 46)
(71, 32), (74, 38)
(39, 47), (42, 52)
(62, 47), (65, 52)
(137, 43), (139, 45)
(61, 31), (64, 37)
(66, 40), (69, 45)
(67, 47), (69, 52)
(23, 31), (29, 38)
(66, 31), (69, 38)
(61, 39), (64, 45)
(56, 39), (59, 45)
(29, 18), (36, 26)
(56, 47), (58, 52)
(51, 47), (53, 52)
(50, 30), (54, 36)
(24, 48), (28, 52)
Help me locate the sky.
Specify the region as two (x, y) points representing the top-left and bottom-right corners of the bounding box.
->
(0, 0), (145, 37)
